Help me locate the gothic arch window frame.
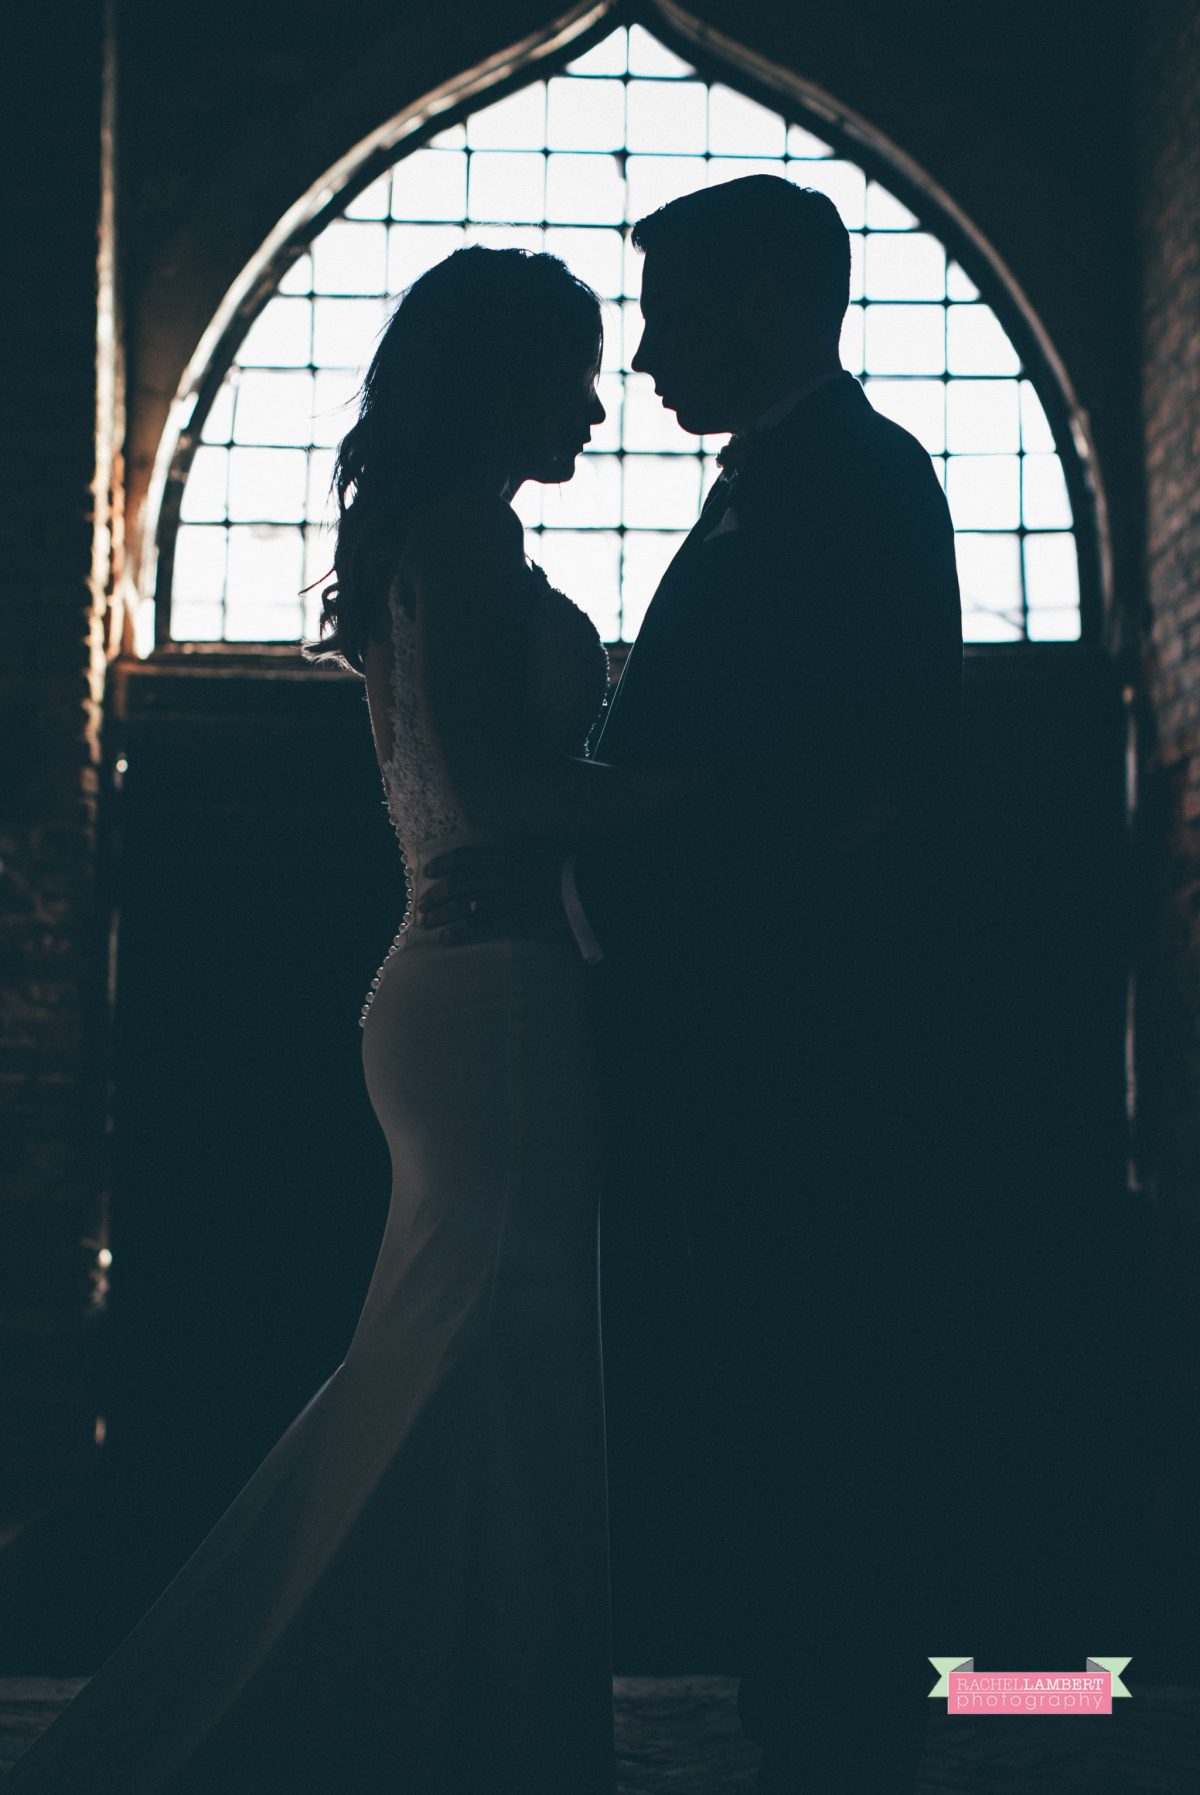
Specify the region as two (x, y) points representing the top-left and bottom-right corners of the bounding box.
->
(141, 0), (1109, 659)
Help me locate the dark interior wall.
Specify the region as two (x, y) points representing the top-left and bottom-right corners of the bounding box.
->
(1134, 0), (1200, 1599)
(8, 0), (1193, 1678)
(2, 3), (112, 1520)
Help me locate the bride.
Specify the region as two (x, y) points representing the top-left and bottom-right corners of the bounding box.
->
(4, 246), (710, 1794)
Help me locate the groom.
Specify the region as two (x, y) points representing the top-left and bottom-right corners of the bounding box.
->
(420, 174), (965, 1792)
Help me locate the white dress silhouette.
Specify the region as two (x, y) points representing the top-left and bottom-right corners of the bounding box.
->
(4, 562), (617, 1794)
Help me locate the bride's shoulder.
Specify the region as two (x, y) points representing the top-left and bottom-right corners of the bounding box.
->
(399, 489), (525, 579)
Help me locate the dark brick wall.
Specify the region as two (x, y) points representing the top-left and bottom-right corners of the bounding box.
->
(1, 5), (116, 1520)
(1135, 0), (1200, 1567)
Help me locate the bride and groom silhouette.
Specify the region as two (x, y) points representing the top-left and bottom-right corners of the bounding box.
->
(5, 173), (965, 1794)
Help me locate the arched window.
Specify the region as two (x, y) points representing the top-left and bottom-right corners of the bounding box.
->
(149, 10), (1102, 656)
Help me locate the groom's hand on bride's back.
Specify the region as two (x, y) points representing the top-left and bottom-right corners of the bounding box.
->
(416, 841), (575, 947)
(417, 775), (896, 943)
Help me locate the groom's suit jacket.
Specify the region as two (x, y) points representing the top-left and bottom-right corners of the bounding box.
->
(573, 371), (964, 1325)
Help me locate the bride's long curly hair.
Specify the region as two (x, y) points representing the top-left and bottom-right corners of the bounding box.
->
(300, 245), (603, 675)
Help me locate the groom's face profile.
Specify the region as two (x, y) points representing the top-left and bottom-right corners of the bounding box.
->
(631, 251), (744, 437)
(629, 186), (848, 437)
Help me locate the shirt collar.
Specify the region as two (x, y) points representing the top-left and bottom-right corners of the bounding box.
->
(714, 367), (846, 477)
(749, 366), (846, 433)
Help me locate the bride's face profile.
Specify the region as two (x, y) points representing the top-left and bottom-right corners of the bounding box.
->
(511, 356), (606, 491)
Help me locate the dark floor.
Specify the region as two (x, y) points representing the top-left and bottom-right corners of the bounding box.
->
(1, 1674), (1197, 1791)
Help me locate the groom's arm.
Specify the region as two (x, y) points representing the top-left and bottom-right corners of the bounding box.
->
(563, 745), (905, 970)
(562, 804), (704, 968)
(560, 851), (606, 964)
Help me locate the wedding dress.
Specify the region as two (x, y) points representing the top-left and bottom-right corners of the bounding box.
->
(4, 560), (617, 1794)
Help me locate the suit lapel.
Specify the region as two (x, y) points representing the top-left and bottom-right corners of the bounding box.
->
(592, 472), (736, 759)
(591, 375), (867, 762)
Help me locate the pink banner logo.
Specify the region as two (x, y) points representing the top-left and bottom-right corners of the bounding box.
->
(927, 1657), (1132, 1714)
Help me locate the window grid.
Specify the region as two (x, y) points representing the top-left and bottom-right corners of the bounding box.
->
(169, 23), (1082, 649)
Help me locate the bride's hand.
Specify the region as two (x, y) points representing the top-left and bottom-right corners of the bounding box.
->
(417, 840), (575, 946)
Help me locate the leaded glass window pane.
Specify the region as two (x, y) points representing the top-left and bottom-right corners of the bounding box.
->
(179, 447), (228, 522)
(1024, 531), (1080, 610)
(864, 304), (946, 375)
(627, 23), (693, 77)
(946, 380), (1020, 454)
(235, 298), (311, 367)
(547, 78), (625, 151)
(173, 525), (227, 600)
(390, 149), (467, 220)
(546, 151), (625, 223)
(946, 455), (1022, 531)
(232, 371), (316, 446)
(311, 222), (388, 294)
(864, 379), (945, 454)
(466, 83), (547, 150)
(708, 84), (787, 156)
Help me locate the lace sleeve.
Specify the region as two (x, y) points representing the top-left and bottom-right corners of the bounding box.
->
(379, 577), (468, 849)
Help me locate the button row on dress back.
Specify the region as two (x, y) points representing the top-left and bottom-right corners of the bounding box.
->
(360, 852), (412, 1025)
(359, 920), (412, 1028)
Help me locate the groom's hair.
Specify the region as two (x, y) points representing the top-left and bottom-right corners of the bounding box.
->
(631, 173), (850, 336)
